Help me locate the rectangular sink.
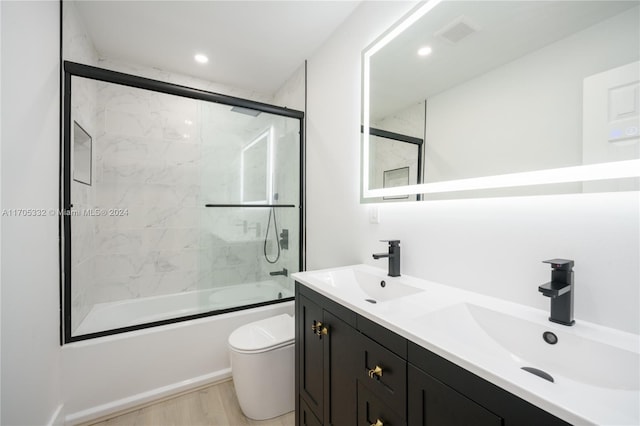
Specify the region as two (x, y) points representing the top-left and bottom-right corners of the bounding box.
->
(417, 303), (640, 391)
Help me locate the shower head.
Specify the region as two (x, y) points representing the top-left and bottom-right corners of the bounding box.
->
(230, 106), (261, 117)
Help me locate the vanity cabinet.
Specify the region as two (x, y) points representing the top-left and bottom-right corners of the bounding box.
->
(295, 283), (570, 426)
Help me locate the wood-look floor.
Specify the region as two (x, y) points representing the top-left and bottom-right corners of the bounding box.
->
(86, 380), (295, 426)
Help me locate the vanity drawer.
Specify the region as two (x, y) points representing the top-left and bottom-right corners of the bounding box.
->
(358, 381), (406, 426)
(357, 332), (407, 416)
(357, 314), (407, 358)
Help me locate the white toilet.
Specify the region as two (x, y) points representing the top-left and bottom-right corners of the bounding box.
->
(228, 313), (295, 420)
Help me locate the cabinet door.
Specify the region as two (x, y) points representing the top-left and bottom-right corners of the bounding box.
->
(408, 364), (502, 426)
(297, 294), (325, 422)
(299, 396), (322, 426)
(324, 310), (358, 426)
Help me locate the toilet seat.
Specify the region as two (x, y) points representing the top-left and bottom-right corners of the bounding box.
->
(228, 313), (294, 354)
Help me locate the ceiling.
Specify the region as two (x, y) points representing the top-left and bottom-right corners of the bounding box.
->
(74, 1), (361, 95)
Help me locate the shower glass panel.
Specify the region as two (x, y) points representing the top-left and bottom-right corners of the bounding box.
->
(64, 64), (302, 341)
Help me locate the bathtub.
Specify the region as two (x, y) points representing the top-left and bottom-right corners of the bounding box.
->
(74, 280), (293, 336)
(62, 282), (295, 425)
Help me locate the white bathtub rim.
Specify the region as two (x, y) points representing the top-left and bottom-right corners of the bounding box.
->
(66, 300), (295, 347)
(64, 368), (232, 425)
(73, 280), (293, 336)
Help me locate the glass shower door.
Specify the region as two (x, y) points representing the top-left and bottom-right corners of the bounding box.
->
(64, 63), (303, 341)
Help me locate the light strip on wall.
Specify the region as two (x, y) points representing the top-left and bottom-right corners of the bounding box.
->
(365, 159), (640, 198)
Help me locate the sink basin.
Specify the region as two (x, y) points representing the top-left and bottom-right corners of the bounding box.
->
(352, 269), (423, 302)
(305, 266), (425, 302)
(418, 303), (640, 391)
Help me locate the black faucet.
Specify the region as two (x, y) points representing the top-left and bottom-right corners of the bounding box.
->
(269, 268), (288, 277)
(538, 259), (575, 326)
(372, 240), (401, 277)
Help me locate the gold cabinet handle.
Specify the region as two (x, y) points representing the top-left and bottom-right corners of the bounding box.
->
(368, 365), (383, 379)
(311, 321), (328, 336)
(371, 419), (384, 426)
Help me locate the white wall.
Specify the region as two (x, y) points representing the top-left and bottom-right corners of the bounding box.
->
(1, 1), (64, 425)
(306, 1), (640, 334)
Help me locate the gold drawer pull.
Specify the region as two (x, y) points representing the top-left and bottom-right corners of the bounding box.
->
(371, 419), (384, 426)
(368, 365), (383, 379)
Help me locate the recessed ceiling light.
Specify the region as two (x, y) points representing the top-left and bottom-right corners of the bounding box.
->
(417, 46), (433, 56)
(194, 54), (208, 64)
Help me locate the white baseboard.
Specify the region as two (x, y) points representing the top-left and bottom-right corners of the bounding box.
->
(64, 368), (232, 425)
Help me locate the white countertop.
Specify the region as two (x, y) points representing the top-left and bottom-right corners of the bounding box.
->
(292, 264), (640, 426)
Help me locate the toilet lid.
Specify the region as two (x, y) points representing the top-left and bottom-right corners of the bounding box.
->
(228, 314), (294, 353)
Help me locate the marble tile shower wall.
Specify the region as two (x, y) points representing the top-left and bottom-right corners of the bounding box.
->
(91, 83), (203, 304)
(90, 82), (298, 308)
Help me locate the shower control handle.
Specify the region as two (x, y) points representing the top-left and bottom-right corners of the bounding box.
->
(279, 229), (289, 250)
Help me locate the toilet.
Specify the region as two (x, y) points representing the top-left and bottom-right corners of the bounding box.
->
(228, 313), (295, 420)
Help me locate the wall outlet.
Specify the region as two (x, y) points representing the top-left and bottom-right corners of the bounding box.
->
(369, 206), (381, 224)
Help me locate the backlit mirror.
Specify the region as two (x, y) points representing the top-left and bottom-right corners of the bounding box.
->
(362, 0), (640, 201)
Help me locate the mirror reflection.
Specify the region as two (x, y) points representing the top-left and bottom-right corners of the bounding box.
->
(364, 1), (639, 200)
(241, 127), (272, 204)
(365, 126), (424, 202)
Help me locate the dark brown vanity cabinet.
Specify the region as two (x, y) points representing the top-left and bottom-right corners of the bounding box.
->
(295, 283), (570, 426)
